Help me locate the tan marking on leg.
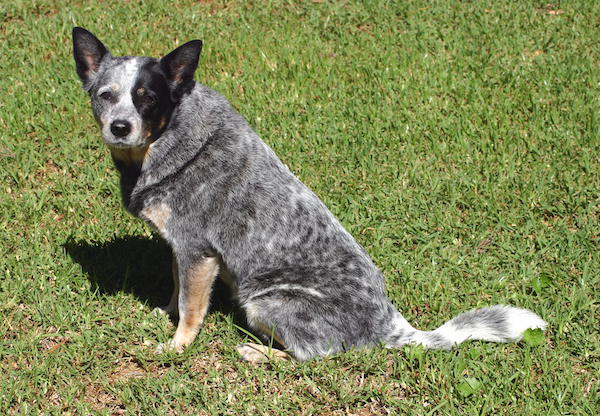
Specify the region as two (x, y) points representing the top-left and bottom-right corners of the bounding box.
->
(140, 202), (171, 235)
(165, 256), (220, 353)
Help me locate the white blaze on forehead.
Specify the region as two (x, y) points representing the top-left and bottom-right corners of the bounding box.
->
(97, 58), (141, 101)
(124, 58), (140, 77)
(114, 58), (141, 99)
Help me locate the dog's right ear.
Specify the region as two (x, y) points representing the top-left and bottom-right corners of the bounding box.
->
(160, 39), (203, 102)
(72, 27), (111, 91)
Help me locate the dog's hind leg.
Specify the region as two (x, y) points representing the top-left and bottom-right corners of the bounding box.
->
(235, 311), (290, 363)
(155, 255), (220, 353)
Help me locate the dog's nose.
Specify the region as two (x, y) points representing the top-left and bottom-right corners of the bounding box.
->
(111, 120), (132, 137)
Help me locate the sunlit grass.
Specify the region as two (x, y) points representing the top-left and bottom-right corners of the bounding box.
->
(0, 0), (598, 414)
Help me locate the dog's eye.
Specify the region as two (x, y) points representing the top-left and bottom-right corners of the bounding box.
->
(142, 95), (155, 105)
(99, 91), (112, 101)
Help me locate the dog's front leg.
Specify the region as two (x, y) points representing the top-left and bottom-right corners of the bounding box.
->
(153, 254), (180, 317)
(156, 255), (220, 353)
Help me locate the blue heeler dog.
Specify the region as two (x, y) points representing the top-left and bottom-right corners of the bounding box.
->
(72, 27), (546, 362)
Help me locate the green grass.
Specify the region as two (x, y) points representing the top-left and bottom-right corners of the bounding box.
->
(1, 0), (599, 414)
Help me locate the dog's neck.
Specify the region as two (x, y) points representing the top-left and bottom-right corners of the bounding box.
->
(110, 148), (146, 213)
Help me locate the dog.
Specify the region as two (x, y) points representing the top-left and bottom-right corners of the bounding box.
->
(72, 27), (546, 361)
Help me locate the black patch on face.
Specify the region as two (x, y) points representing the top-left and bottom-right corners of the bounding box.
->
(133, 61), (176, 142)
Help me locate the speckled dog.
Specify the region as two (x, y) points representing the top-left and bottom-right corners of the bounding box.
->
(72, 27), (546, 361)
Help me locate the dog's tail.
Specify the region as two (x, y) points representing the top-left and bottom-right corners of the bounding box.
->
(387, 305), (546, 350)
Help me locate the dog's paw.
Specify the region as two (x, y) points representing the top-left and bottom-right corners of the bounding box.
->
(152, 305), (178, 317)
(235, 343), (289, 364)
(154, 340), (184, 354)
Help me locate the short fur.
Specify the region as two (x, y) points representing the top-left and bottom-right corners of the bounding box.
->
(72, 27), (546, 361)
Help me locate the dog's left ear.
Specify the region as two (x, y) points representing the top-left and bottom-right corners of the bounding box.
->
(160, 40), (203, 102)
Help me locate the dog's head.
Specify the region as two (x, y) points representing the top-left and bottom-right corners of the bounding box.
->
(72, 27), (202, 151)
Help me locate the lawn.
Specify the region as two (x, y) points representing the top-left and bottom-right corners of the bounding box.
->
(1, 0), (599, 414)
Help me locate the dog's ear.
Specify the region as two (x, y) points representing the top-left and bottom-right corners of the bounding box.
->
(160, 40), (203, 101)
(72, 27), (111, 92)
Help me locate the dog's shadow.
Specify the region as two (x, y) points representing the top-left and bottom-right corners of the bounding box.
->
(63, 235), (233, 315)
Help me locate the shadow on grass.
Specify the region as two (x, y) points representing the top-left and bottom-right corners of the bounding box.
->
(63, 235), (233, 314)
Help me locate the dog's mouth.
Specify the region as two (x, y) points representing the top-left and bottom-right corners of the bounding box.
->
(102, 129), (146, 149)
(104, 139), (144, 149)
(104, 132), (154, 160)
(104, 140), (128, 149)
